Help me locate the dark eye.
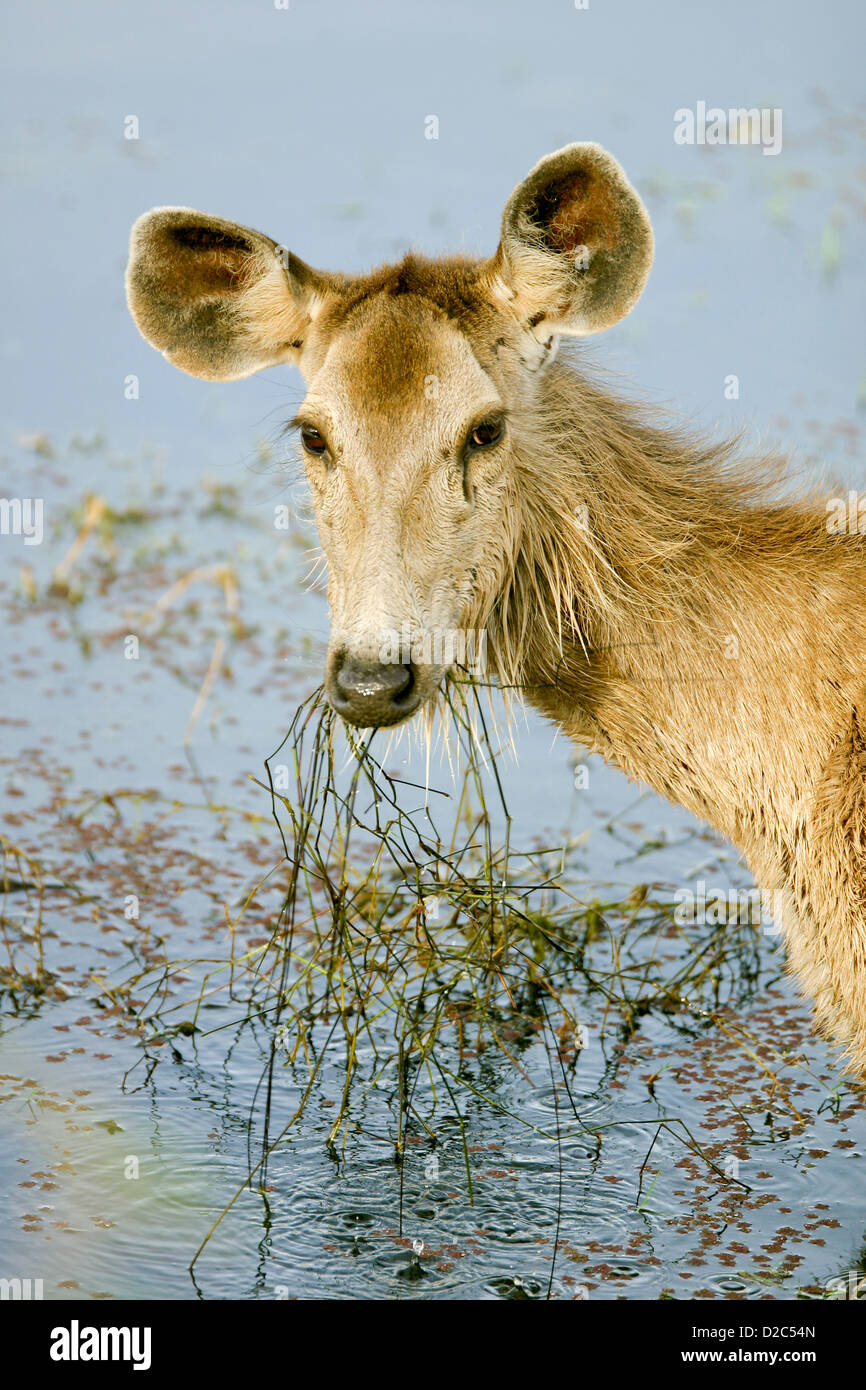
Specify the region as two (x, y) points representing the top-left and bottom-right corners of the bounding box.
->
(300, 424), (329, 457)
(468, 416), (505, 449)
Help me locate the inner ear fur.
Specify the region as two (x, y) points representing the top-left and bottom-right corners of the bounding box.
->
(489, 142), (654, 339)
(126, 207), (338, 380)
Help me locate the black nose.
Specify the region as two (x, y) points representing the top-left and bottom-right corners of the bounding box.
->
(329, 655), (418, 727)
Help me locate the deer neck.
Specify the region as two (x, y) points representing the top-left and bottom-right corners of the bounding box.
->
(494, 363), (864, 863)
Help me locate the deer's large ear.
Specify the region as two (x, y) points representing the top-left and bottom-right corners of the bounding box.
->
(488, 143), (653, 346)
(126, 208), (339, 380)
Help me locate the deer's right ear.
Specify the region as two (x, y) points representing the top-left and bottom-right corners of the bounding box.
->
(126, 208), (336, 380)
(488, 143), (653, 348)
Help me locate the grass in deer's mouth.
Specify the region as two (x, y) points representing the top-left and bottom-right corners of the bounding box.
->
(1, 663), (829, 1284)
(96, 673), (794, 1275)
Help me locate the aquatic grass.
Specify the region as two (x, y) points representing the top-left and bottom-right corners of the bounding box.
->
(0, 833), (96, 1004)
(110, 674), (796, 1275)
(1, 662), (833, 1288)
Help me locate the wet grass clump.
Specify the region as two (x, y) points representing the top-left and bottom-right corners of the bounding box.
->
(107, 678), (790, 1271)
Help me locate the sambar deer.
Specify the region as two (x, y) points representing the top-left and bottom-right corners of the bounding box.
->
(126, 143), (866, 1077)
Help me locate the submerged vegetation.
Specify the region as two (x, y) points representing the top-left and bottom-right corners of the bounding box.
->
(68, 676), (817, 1277)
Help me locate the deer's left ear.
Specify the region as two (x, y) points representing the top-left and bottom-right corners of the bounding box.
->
(488, 143), (653, 344)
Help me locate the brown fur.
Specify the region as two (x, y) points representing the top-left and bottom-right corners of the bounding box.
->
(126, 142), (866, 1075)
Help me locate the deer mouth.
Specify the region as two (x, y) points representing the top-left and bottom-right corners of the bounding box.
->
(326, 652), (424, 728)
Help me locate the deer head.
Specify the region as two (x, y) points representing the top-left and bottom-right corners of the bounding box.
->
(126, 143), (653, 727)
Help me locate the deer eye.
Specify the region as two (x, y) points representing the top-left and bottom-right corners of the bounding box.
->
(468, 416), (505, 450)
(300, 424), (329, 457)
